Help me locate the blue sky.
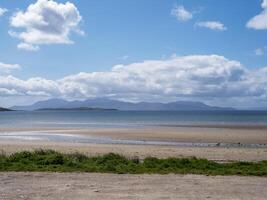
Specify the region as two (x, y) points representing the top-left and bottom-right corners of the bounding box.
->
(0, 0), (267, 107)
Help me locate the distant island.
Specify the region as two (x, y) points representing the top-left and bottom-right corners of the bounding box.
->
(11, 98), (235, 111)
(37, 107), (118, 111)
(0, 107), (12, 112)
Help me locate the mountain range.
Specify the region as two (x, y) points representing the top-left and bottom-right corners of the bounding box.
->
(11, 98), (234, 111)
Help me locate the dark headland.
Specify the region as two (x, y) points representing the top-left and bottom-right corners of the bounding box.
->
(0, 107), (12, 112)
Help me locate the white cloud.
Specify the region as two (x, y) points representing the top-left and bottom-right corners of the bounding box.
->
(196, 21), (227, 31)
(0, 75), (60, 97)
(255, 48), (265, 56)
(247, 0), (267, 30)
(0, 62), (20, 73)
(171, 5), (193, 22)
(1, 54), (267, 107)
(0, 7), (8, 17)
(9, 0), (83, 51)
(17, 43), (40, 52)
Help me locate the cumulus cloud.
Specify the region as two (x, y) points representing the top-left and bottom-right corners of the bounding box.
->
(171, 5), (193, 22)
(0, 7), (8, 17)
(196, 21), (227, 31)
(0, 62), (20, 73)
(247, 0), (267, 30)
(9, 0), (83, 51)
(1, 54), (267, 107)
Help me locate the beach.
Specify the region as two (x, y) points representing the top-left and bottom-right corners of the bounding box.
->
(1, 125), (267, 199)
(0, 126), (267, 162)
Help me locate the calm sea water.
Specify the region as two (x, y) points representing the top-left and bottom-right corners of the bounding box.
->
(1, 110), (267, 129)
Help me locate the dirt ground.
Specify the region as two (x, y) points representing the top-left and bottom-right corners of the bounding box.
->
(0, 172), (266, 200)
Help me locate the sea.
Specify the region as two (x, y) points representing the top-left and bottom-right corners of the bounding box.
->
(1, 110), (267, 129)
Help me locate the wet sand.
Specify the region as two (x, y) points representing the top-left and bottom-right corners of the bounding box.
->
(1, 172), (267, 200)
(67, 126), (267, 144)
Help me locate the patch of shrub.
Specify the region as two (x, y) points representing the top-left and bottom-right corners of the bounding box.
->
(0, 150), (266, 176)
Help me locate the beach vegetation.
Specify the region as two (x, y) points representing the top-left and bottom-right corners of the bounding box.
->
(0, 150), (266, 176)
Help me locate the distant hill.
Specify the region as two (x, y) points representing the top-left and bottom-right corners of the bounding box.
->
(0, 107), (12, 112)
(11, 98), (234, 111)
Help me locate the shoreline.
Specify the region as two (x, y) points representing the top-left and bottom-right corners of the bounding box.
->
(0, 131), (266, 149)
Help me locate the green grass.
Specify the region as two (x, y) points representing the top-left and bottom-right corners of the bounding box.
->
(0, 150), (266, 176)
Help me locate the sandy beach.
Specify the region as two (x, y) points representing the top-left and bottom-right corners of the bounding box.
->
(1, 172), (267, 200)
(0, 126), (267, 162)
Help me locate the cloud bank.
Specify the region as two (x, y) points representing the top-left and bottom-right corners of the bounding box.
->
(9, 0), (83, 51)
(1, 55), (267, 107)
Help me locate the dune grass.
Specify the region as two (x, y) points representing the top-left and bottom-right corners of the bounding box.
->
(0, 150), (266, 176)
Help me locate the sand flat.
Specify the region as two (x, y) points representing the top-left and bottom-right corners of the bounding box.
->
(0, 172), (267, 200)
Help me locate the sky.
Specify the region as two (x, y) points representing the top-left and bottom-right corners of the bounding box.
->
(0, 0), (267, 108)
